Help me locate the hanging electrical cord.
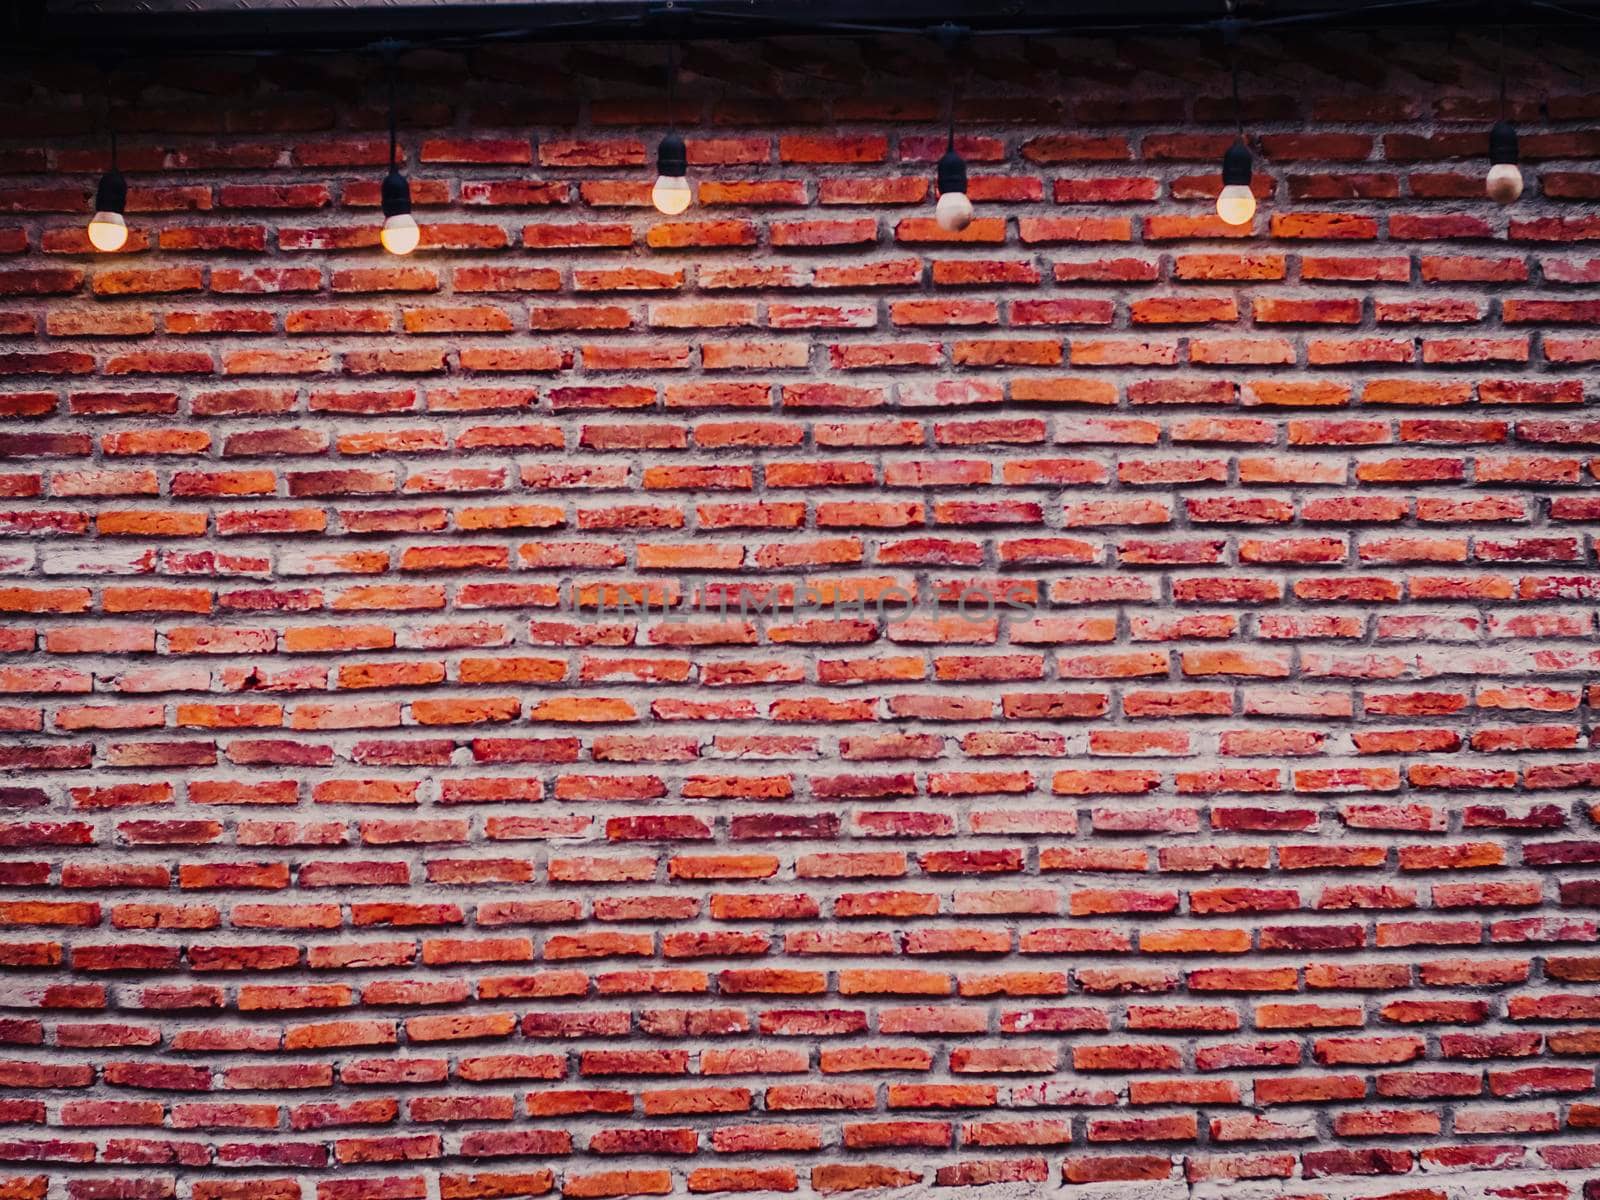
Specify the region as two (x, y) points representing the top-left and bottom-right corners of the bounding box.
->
(1487, 7), (1525, 201)
(1215, 6), (1257, 226)
(652, 42), (691, 215)
(87, 67), (129, 253)
(933, 24), (974, 232)
(378, 44), (420, 255)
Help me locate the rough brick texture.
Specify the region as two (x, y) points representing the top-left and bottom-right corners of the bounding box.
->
(0, 27), (1599, 1200)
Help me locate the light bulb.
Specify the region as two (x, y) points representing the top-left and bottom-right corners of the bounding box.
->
(1487, 120), (1522, 205)
(1216, 137), (1256, 226)
(653, 132), (690, 216)
(935, 189), (974, 232)
(1486, 162), (1524, 205)
(1216, 184), (1256, 226)
(89, 166), (129, 253)
(652, 175), (692, 216)
(380, 212), (420, 256)
(934, 140), (971, 233)
(87, 210), (128, 253)
(378, 166), (418, 255)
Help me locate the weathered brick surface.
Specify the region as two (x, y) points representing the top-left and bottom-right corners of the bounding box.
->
(0, 29), (1597, 1200)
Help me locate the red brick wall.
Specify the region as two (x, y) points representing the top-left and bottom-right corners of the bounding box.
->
(1, 29), (1599, 1200)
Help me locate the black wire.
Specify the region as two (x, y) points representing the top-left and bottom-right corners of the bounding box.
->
(1242, 0), (1476, 29)
(703, 5), (1211, 37)
(691, 0), (1490, 39)
(666, 41), (677, 131)
(386, 50), (398, 170)
(1229, 44), (1242, 135)
(1499, 7), (1508, 116)
(1522, 0), (1600, 22)
(1222, 0), (1243, 138)
(943, 29), (961, 151)
(98, 57), (118, 172)
(16, 0), (1600, 64)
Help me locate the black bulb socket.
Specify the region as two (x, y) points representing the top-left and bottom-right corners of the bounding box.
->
(381, 168), (411, 218)
(937, 146), (967, 197)
(657, 133), (687, 178)
(1489, 119), (1519, 165)
(1221, 138), (1253, 187)
(93, 168), (127, 215)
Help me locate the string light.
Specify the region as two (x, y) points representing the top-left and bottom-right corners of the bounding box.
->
(652, 45), (691, 215)
(1215, 14), (1256, 226)
(933, 29), (973, 232)
(1486, 21), (1522, 203)
(379, 50), (419, 255)
(1488, 120), (1522, 203)
(87, 127), (128, 253)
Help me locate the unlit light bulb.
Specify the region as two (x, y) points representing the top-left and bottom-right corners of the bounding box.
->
(652, 175), (692, 216)
(934, 140), (972, 233)
(935, 189), (974, 232)
(1486, 162), (1524, 205)
(1487, 120), (1523, 205)
(87, 210), (128, 252)
(1216, 184), (1257, 226)
(380, 212), (419, 256)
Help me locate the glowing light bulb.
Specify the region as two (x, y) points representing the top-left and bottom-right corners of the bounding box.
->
(1215, 184), (1257, 226)
(1216, 137), (1256, 226)
(377, 165), (419, 255)
(935, 189), (974, 232)
(652, 175), (692, 216)
(87, 210), (128, 252)
(652, 133), (690, 216)
(380, 212), (419, 255)
(88, 167), (129, 253)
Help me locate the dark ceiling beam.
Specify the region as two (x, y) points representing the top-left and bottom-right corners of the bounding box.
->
(19, 0), (1600, 56)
